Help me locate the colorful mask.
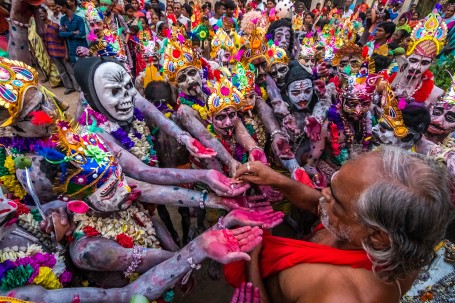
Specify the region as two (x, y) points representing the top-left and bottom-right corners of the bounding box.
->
(210, 28), (237, 66)
(266, 46), (289, 88)
(232, 63), (256, 111)
(177, 67), (203, 97)
(207, 76), (243, 117)
(332, 42), (363, 75)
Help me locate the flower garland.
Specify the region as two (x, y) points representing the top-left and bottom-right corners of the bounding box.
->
(72, 203), (161, 249)
(243, 115), (266, 148)
(207, 125), (248, 164)
(79, 107), (158, 166)
(178, 93), (208, 120)
(155, 102), (175, 119)
(0, 149), (26, 200)
(254, 85), (268, 101)
(0, 203), (71, 291)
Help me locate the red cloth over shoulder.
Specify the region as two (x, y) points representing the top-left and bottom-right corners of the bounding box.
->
(224, 231), (372, 288)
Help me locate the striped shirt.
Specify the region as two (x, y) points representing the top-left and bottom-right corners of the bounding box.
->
(43, 21), (67, 59)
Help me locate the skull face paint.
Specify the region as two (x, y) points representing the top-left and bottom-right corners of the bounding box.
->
(12, 88), (55, 138)
(342, 97), (371, 120)
(94, 62), (137, 122)
(337, 55), (362, 75)
(300, 56), (316, 70)
(372, 120), (420, 150)
(404, 54), (433, 80)
(274, 27), (291, 50)
(427, 102), (455, 136)
(177, 67), (203, 97)
(287, 79), (313, 110)
(269, 63), (289, 89)
(85, 165), (132, 212)
(211, 107), (238, 137)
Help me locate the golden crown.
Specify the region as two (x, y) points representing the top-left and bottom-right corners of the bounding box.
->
(207, 76), (244, 117)
(266, 45), (289, 68)
(0, 58), (39, 127)
(407, 10), (447, 57)
(210, 28), (237, 59)
(331, 41), (363, 67)
(239, 27), (269, 65)
(163, 40), (202, 85)
(232, 63), (256, 111)
(380, 84), (408, 138)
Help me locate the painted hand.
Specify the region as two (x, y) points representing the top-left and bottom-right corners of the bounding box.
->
(225, 208), (284, 229)
(271, 136), (295, 159)
(185, 137), (217, 158)
(198, 226), (263, 263)
(127, 184), (141, 203)
(304, 116), (322, 142)
(248, 149), (268, 165)
(40, 206), (74, 241)
(313, 79), (327, 97)
(231, 282), (260, 303)
(316, 62), (329, 78)
(206, 170), (250, 197)
(270, 99), (290, 117)
(283, 114), (301, 135)
(76, 46), (90, 57)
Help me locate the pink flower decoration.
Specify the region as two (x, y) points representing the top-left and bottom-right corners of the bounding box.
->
(220, 86), (230, 96)
(398, 98), (406, 110)
(252, 18), (258, 24)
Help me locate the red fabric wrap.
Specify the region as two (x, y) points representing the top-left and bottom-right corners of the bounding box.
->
(224, 232), (372, 288)
(388, 70), (434, 103)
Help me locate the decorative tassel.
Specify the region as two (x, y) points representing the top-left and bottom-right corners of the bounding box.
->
(29, 111), (53, 126)
(398, 98), (407, 110)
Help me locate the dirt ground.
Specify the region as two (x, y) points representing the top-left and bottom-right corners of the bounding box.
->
(40, 74), (235, 303)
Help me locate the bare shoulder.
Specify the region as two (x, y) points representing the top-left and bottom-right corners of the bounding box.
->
(276, 263), (391, 303)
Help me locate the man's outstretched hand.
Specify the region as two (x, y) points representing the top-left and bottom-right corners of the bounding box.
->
(234, 162), (284, 187)
(231, 282), (261, 303)
(198, 226), (263, 264)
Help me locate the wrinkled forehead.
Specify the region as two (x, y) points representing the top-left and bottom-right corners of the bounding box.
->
(290, 79), (312, 90)
(95, 62), (131, 85)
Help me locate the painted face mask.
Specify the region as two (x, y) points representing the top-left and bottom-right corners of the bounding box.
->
(337, 55), (362, 75)
(427, 102), (455, 137)
(94, 62), (137, 122)
(269, 63), (289, 89)
(300, 56), (316, 71)
(212, 107), (238, 137)
(287, 79), (313, 110)
(403, 54), (432, 80)
(342, 97), (371, 120)
(274, 27), (291, 50)
(177, 67), (202, 97)
(218, 49), (232, 67)
(372, 120), (421, 150)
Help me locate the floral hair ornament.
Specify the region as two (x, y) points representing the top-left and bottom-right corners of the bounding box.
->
(379, 83), (409, 138)
(36, 119), (129, 205)
(407, 10), (447, 57)
(0, 58), (39, 127)
(231, 63), (256, 111)
(206, 76), (244, 117)
(163, 39), (202, 85)
(210, 28), (237, 60)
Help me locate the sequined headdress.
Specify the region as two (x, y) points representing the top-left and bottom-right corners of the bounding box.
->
(231, 63), (255, 111)
(0, 58), (39, 127)
(210, 28), (237, 59)
(331, 41), (363, 68)
(407, 10), (447, 57)
(238, 27), (269, 65)
(379, 84), (409, 138)
(39, 120), (126, 200)
(207, 76), (244, 116)
(266, 45), (289, 68)
(163, 40), (202, 85)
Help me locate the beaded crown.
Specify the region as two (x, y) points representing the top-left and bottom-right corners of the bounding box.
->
(0, 58), (39, 127)
(207, 76), (244, 116)
(42, 120), (125, 200)
(266, 45), (289, 68)
(380, 84), (409, 138)
(238, 27), (269, 65)
(407, 10), (447, 57)
(231, 63), (256, 111)
(163, 40), (202, 84)
(210, 28), (237, 59)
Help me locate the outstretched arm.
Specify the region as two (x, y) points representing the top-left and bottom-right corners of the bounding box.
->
(99, 133), (249, 197)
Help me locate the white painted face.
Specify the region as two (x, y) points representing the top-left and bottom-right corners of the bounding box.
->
(300, 56), (316, 70)
(177, 67), (203, 97)
(210, 107), (238, 137)
(94, 62), (136, 122)
(337, 55), (362, 75)
(404, 54), (433, 80)
(372, 120), (420, 150)
(287, 79), (313, 110)
(274, 27), (291, 50)
(85, 165), (132, 212)
(9, 88), (55, 138)
(427, 102), (455, 136)
(269, 63), (289, 89)
(218, 49), (232, 67)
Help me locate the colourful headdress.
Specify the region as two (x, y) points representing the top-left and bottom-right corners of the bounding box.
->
(210, 28), (237, 59)
(88, 29), (127, 61)
(39, 120), (126, 200)
(266, 45), (289, 68)
(331, 41), (363, 67)
(407, 10), (447, 57)
(163, 40), (202, 84)
(232, 63), (256, 110)
(292, 14), (303, 31)
(239, 27), (269, 65)
(380, 84), (409, 138)
(83, 1), (103, 24)
(207, 76), (244, 116)
(0, 58), (39, 127)
(340, 70), (380, 101)
(300, 36), (316, 58)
